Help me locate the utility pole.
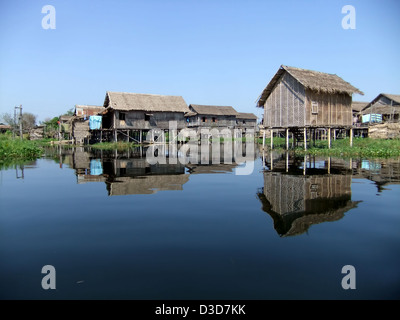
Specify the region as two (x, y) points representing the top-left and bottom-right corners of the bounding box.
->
(13, 106), (16, 139)
(19, 105), (23, 140)
(14, 105), (23, 140)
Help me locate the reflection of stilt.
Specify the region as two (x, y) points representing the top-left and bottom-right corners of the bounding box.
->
(286, 152), (289, 172)
(270, 152), (273, 170)
(328, 157), (331, 174)
(16, 165), (24, 179)
(262, 151), (265, 168)
(303, 155), (306, 175)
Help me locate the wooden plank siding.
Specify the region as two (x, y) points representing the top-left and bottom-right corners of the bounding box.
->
(111, 110), (188, 130)
(264, 72), (306, 128)
(264, 72), (352, 128)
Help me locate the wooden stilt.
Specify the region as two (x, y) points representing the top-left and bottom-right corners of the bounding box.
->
(270, 129), (273, 149)
(304, 128), (307, 151)
(286, 128), (289, 150)
(262, 130), (266, 149)
(328, 128), (331, 149)
(350, 128), (353, 147)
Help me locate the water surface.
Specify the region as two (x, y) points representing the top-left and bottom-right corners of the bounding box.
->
(0, 145), (399, 299)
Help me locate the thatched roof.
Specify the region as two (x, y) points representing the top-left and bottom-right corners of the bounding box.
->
(188, 104), (239, 116)
(361, 93), (400, 115)
(256, 65), (364, 107)
(104, 91), (190, 113)
(236, 112), (258, 120)
(352, 101), (369, 112)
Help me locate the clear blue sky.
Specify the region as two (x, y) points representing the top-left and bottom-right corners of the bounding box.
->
(0, 0), (399, 122)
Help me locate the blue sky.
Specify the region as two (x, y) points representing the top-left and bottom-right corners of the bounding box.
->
(0, 0), (399, 122)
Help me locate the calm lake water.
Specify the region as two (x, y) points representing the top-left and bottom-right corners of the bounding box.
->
(1, 143), (399, 300)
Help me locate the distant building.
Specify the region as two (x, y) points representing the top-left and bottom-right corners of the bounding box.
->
(360, 93), (400, 124)
(0, 123), (11, 133)
(101, 91), (190, 143)
(71, 105), (104, 145)
(235, 112), (259, 134)
(185, 104), (239, 138)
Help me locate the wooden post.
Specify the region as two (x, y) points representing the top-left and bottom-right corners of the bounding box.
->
(19, 105), (23, 140)
(127, 130), (130, 142)
(286, 128), (289, 150)
(270, 129), (273, 149)
(139, 130), (142, 144)
(328, 128), (331, 149)
(262, 130), (266, 149)
(114, 130), (117, 142)
(350, 128), (353, 147)
(333, 129), (336, 141)
(304, 128), (307, 151)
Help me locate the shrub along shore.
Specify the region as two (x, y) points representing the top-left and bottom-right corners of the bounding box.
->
(259, 137), (400, 158)
(1, 133), (400, 166)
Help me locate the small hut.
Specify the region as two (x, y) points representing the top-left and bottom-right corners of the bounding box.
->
(360, 93), (400, 124)
(256, 65), (364, 149)
(235, 112), (259, 134)
(0, 123), (11, 133)
(185, 104), (239, 138)
(101, 92), (190, 143)
(71, 105), (104, 145)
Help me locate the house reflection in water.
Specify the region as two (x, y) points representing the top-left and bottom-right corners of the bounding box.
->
(70, 142), (256, 196)
(258, 152), (361, 237)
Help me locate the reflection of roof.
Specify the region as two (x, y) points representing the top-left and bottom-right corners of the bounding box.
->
(186, 163), (238, 174)
(258, 190), (359, 237)
(106, 174), (189, 195)
(257, 172), (360, 237)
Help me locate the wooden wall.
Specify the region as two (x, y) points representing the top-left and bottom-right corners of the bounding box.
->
(263, 72), (353, 128)
(114, 110), (187, 130)
(264, 72), (306, 128)
(305, 90), (352, 127)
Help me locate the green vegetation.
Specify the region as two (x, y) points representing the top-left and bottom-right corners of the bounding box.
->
(259, 137), (400, 158)
(90, 141), (140, 150)
(0, 133), (44, 166)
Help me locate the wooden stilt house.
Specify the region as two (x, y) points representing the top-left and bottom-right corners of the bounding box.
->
(101, 92), (190, 143)
(256, 65), (364, 149)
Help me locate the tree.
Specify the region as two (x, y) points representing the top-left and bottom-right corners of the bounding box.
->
(21, 112), (37, 133)
(64, 108), (75, 116)
(1, 111), (37, 133)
